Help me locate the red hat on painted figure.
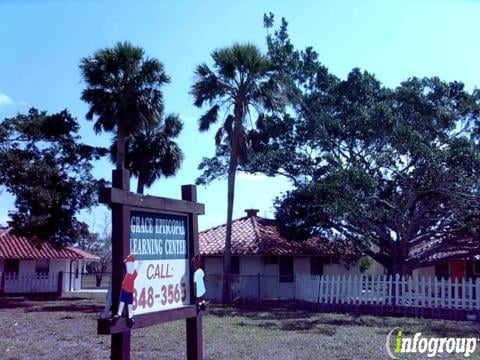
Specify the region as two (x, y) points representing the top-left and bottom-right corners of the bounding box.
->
(124, 254), (135, 263)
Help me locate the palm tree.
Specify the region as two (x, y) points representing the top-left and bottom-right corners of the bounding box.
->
(110, 114), (184, 194)
(80, 41), (169, 171)
(191, 43), (280, 302)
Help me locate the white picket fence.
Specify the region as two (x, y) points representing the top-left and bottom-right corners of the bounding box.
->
(1, 272), (60, 293)
(206, 273), (480, 311)
(296, 274), (480, 310)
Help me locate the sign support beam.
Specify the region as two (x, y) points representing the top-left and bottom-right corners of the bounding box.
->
(182, 185), (203, 360)
(111, 168), (131, 360)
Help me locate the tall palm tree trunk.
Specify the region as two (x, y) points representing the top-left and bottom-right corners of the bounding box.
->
(223, 147), (238, 303)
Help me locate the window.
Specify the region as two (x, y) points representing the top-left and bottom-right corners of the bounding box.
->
(5, 259), (19, 274)
(279, 256), (294, 282)
(435, 263), (449, 279)
(310, 257), (324, 276)
(35, 259), (50, 275)
(474, 260), (480, 275)
(231, 256), (240, 275)
(265, 255), (278, 264)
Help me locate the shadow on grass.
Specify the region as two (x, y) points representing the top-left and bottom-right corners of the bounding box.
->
(0, 296), (102, 314)
(235, 318), (338, 336)
(24, 303), (102, 313)
(209, 305), (317, 321)
(0, 297), (34, 309)
(420, 323), (480, 338)
(209, 304), (480, 338)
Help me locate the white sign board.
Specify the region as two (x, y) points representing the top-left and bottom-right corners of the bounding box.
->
(129, 210), (190, 315)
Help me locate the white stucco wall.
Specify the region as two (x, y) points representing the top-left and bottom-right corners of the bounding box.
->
(321, 258), (386, 277)
(50, 259), (68, 273)
(294, 257), (309, 274)
(202, 255), (390, 301)
(204, 256), (223, 275)
(323, 261), (363, 276)
(367, 259), (386, 275)
(68, 259), (85, 291)
(48, 259), (71, 292)
(203, 255), (300, 300)
(0, 258), (94, 293)
(204, 255), (381, 277)
(240, 256), (263, 275)
(19, 260), (35, 273)
(264, 261), (278, 276)
(413, 266), (435, 278)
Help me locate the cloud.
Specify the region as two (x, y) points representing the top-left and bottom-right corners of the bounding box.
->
(0, 214), (11, 226)
(0, 93), (28, 110)
(0, 93), (14, 107)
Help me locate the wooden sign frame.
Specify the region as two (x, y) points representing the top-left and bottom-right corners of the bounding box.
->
(98, 169), (205, 360)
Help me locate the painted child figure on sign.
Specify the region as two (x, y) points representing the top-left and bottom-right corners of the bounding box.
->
(113, 254), (137, 328)
(192, 255), (207, 311)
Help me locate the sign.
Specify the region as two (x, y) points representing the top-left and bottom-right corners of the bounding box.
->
(97, 178), (205, 360)
(130, 210), (190, 315)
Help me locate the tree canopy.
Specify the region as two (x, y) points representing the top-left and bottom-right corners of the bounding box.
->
(80, 41), (170, 170)
(255, 16), (480, 275)
(110, 113), (184, 194)
(77, 213), (112, 286)
(197, 15), (480, 275)
(0, 108), (107, 246)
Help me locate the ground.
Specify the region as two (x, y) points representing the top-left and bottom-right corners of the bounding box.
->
(1, 295), (480, 359)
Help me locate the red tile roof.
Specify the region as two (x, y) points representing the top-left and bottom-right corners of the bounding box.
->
(66, 247), (102, 261)
(0, 228), (100, 260)
(199, 215), (354, 257)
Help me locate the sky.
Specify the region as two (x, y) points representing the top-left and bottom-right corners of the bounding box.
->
(1, 0), (479, 232)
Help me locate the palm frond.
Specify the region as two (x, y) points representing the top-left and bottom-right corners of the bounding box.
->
(163, 113), (183, 137)
(191, 64), (225, 107)
(192, 42), (284, 167)
(223, 114), (234, 135)
(80, 41), (169, 142)
(199, 105), (220, 131)
(215, 127), (224, 146)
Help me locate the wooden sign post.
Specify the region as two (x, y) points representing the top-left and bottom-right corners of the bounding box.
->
(98, 169), (205, 360)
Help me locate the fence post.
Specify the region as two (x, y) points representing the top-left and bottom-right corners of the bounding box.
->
(476, 278), (480, 311)
(447, 277), (452, 309)
(316, 275), (321, 304)
(468, 278), (473, 310)
(57, 271), (64, 297)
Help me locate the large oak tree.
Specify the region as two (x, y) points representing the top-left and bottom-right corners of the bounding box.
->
(0, 108), (107, 246)
(257, 16), (480, 276)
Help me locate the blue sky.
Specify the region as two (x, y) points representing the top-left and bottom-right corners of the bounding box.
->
(1, 0), (479, 231)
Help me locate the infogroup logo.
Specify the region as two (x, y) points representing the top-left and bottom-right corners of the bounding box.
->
(385, 327), (477, 358)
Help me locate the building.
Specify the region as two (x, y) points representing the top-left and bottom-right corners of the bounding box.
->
(413, 255), (480, 280)
(199, 209), (383, 300)
(0, 227), (99, 294)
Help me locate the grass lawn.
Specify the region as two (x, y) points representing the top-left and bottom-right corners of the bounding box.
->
(1, 295), (480, 359)
(80, 274), (111, 289)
